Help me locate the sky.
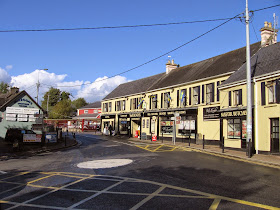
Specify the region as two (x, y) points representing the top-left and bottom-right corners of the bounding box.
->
(0, 0), (279, 104)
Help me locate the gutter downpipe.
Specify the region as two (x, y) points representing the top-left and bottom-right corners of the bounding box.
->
(254, 78), (259, 154)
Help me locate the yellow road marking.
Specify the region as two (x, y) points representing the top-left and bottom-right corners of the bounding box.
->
(209, 198), (221, 210)
(27, 174), (55, 184)
(153, 145), (163, 152)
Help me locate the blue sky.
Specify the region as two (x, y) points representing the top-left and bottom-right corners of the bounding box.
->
(0, 0), (279, 103)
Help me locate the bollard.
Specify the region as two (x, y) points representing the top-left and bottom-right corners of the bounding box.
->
(73, 133), (76, 139)
(203, 135), (205, 149)
(64, 135), (66, 147)
(188, 134), (191, 146)
(222, 136), (225, 153)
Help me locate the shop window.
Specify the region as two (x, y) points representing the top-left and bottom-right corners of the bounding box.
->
(161, 117), (173, 134)
(232, 89), (242, 106)
(192, 86), (200, 105)
(164, 92), (171, 108)
(108, 102), (112, 112)
(178, 89), (187, 107)
(228, 119), (242, 139)
(206, 83), (214, 104)
(122, 100), (126, 111)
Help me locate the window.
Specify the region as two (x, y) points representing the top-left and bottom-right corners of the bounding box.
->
(103, 103), (108, 112)
(206, 83), (214, 103)
(150, 94), (157, 109)
(267, 80), (280, 104)
(233, 89), (242, 106)
(228, 119), (241, 139)
(146, 119), (149, 128)
(116, 101), (121, 111)
(192, 86), (200, 105)
(138, 97), (144, 109)
(130, 98), (137, 110)
(142, 119), (145, 128)
(108, 102), (112, 112)
(122, 100), (126, 110)
(178, 89), (186, 107)
(164, 92), (171, 108)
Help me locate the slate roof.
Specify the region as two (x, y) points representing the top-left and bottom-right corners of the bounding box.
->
(222, 42), (280, 85)
(0, 90), (43, 112)
(148, 42), (261, 91)
(103, 42), (261, 100)
(103, 73), (165, 100)
(80, 101), (101, 109)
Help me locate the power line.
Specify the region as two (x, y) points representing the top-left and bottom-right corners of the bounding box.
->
(0, 18), (234, 33)
(43, 13), (241, 89)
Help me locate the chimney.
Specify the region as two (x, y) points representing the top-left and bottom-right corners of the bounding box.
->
(10, 87), (19, 95)
(166, 59), (178, 74)
(260, 21), (278, 47)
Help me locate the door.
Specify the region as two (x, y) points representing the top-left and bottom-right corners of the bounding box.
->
(271, 118), (279, 153)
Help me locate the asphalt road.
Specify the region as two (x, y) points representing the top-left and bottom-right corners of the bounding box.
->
(0, 133), (279, 209)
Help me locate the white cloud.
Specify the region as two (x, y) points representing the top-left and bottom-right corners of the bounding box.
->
(0, 67), (12, 83)
(9, 69), (129, 104)
(76, 75), (129, 102)
(5, 65), (13, 70)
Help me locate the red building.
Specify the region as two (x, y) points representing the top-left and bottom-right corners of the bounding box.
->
(73, 101), (101, 131)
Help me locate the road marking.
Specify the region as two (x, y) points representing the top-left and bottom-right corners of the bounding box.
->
(1, 171), (279, 210)
(0, 171), (7, 174)
(130, 185), (166, 210)
(209, 198), (221, 210)
(27, 174), (55, 184)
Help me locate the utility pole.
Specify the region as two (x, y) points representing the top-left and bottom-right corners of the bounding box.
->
(245, 0), (252, 158)
(36, 69), (48, 104)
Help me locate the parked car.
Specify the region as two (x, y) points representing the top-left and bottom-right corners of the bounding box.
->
(5, 128), (35, 143)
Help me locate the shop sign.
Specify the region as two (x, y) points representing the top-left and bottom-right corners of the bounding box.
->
(203, 106), (220, 120)
(119, 114), (128, 118)
(45, 133), (57, 143)
(6, 107), (39, 115)
(130, 113), (141, 118)
(161, 126), (173, 133)
(23, 134), (42, 142)
(101, 115), (115, 119)
(146, 112), (158, 117)
(221, 110), (247, 118)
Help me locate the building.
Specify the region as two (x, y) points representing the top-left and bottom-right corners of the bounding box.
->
(0, 87), (44, 140)
(73, 101), (101, 131)
(101, 21), (279, 154)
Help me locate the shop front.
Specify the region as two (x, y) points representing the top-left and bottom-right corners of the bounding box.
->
(144, 108), (197, 142)
(101, 114), (116, 135)
(118, 114), (129, 135)
(220, 108), (249, 149)
(130, 113), (142, 138)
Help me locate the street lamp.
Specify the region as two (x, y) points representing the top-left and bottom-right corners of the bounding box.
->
(36, 69), (48, 104)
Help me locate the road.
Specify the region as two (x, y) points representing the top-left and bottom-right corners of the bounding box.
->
(0, 133), (279, 209)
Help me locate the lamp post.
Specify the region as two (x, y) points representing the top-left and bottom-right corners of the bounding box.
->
(36, 69), (48, 104)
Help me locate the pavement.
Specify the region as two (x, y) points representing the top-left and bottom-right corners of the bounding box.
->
(0, 133), (77, 161)
(125, 136), (280, 168)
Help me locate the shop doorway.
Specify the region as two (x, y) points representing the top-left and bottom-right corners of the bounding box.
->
(270, 118), (279, 153)
(131, 119), (141, 138)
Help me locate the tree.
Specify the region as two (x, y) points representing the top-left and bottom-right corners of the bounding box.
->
(0, 82), (9, 93)
(61, 91), (71, 101)
(72, 98), (88, 110)
(41, 87), (61, 110)
(48, 100), (73, 119)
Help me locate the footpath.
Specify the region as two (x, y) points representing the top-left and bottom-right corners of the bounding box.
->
(0, 133), (77, 161)
(126, 137), (280, 168)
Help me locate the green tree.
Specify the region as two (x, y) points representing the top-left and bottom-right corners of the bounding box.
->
(48, 100), (73, 119)
(61, 91), (71, 101)
(72, 98), (88, 110)
(41, 87), (61, 110)
(0, 82), (9, 93)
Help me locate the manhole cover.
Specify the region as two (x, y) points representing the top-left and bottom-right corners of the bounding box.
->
(77, 159), (133, 169)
